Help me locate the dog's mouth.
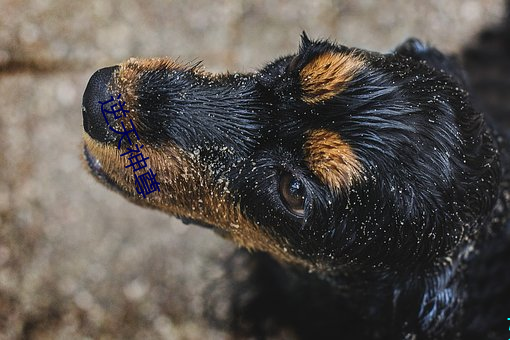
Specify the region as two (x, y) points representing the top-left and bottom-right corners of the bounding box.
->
(83, 144), (127, 195)
(83, 143), (218, 230)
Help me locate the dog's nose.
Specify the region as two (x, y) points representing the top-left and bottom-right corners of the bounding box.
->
(82, 66), (119, 142)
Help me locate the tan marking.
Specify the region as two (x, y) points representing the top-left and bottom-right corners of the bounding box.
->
(83, 133), (311, 269)
(300, 51), (364, 104)
(304, 129), (363, 192)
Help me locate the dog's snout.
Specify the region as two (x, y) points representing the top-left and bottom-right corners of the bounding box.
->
(82, 66), (119, 142)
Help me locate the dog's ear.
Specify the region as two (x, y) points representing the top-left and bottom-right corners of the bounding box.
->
(394, 38), (468, 87)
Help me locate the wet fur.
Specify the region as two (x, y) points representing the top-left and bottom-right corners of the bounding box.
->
(83, 7), (510, 340)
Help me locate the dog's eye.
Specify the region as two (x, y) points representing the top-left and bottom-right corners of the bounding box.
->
(279, 173), (306, 217)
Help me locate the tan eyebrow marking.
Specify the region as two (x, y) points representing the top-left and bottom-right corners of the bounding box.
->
(300, 51), (365, 104)
(304, 129), (363, 192)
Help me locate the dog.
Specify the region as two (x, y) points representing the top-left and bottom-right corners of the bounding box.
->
(81, 22), (510, 340)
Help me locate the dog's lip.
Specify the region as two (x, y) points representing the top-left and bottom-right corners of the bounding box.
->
(83, 145), (126, 194)
(84, 144), (103, 173)
(84, 145), (231, 235)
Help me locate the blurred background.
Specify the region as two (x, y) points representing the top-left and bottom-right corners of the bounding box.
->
(0, 0), (505, 338)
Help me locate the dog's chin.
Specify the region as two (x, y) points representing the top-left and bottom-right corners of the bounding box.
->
(174, 217), (234, 239)
(83, 144), (130, 196)
(84, 144), (232, 238)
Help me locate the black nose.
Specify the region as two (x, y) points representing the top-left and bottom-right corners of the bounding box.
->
(82, 66), (119, 142)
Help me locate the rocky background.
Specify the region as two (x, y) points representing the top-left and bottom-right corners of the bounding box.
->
(0, 0), (505, 339)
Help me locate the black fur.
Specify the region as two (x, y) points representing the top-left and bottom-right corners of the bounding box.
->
(208, 33), (508, 338)
(82, 7), (510, 340)
(209, 29), (509, 338)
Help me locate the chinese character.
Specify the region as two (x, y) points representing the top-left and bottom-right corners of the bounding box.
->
(98, 94), (129, 125)
(125, 151), (150, 172)
(135, 169), (160, 198)
(99, 93), (161, 198)
(109, 119), (140, 149)
(120, 144), (144, 157)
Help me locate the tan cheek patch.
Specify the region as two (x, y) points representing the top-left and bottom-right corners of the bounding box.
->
(300, 51), (364, 104)
(83, 133), (313, 270)
(304, 129), (363, 192)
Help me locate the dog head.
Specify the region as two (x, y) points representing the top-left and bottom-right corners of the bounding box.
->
(82, 34), (499, 274)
